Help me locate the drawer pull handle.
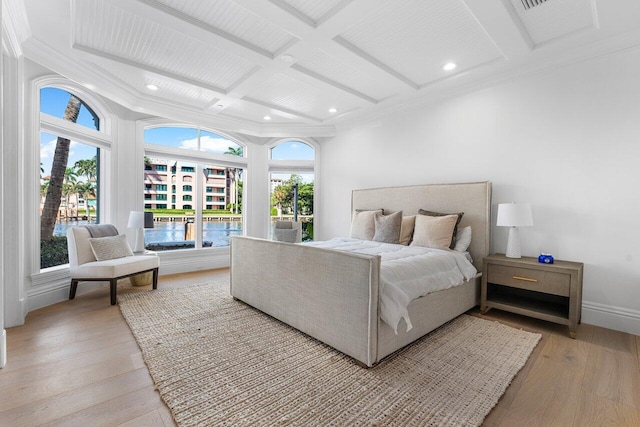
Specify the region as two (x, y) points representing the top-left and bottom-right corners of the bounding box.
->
(513, 276), (538, 283)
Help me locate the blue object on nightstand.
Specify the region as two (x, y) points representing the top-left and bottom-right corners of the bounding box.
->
(538, 253), (554, 264)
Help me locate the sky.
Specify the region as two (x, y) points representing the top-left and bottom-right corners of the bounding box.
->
(40, 87), (315, 179)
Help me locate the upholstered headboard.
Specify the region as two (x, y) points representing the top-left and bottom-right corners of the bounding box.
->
(351, 181), (492, 272)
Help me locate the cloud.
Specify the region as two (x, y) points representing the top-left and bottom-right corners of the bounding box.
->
(179, 135), (240, 154)
(40, 138), (78, 161)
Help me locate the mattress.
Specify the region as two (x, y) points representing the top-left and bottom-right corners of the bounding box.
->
(304, 238), (478, 333)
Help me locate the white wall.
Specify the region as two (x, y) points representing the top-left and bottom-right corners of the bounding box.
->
(318, 47), (640, 335)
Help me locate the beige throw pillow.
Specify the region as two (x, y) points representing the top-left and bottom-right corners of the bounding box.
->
(399, 215), (416, 245)
(350, 209), (382, 240)
(410, 214), (459, 250)
(373, 211), (402, 244)
(88, 234), (134, 261)
(418, 209), (464, 249)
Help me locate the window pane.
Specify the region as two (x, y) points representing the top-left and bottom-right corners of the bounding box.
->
(203, 164), (243, 247)
(40, 87), (100, 131)
(143, 157), (197, 251)
(40, 132), (100, 268)
(270, 141), (314, 160)
(144, 127), (199, 149)
(270, 173), (314, 241)
(200, 130), (243, 156)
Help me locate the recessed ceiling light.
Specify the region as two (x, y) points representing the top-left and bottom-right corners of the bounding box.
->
(442, 62), (457, 71)
(216, 104), (224, 108)
(328, 107), (338, 113)
(145, 84), (159, 91)
(281, 54), (294, 63)
(263, 115), (271, 120)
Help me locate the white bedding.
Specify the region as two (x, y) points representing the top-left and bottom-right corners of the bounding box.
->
(305, 238), (477, 334)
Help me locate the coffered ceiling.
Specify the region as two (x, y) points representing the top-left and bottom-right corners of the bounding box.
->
(5, 0), (640, 136)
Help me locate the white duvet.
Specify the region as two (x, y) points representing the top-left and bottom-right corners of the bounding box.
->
(304, 238), (477, 334)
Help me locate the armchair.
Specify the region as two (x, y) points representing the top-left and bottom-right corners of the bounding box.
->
(67, 225), (159, 305)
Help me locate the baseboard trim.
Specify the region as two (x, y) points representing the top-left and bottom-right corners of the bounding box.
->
(1, 330), (7, 368)
(582, 301), (640, 336)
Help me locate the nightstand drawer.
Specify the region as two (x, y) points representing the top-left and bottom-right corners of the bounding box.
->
(487, 264), (570, 297)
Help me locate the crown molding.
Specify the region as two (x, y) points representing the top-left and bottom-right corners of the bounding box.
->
(1, 0), (30, 58)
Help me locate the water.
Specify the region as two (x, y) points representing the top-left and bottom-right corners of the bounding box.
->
(54, 219), (242, 247)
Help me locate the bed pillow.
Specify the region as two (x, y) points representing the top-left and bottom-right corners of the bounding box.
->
(373, 211), (402, 244)
(418, 209), (464, 249)
(88, 234), (133, 261)
(410, 214), (459, 250)
(454, 226), (472, 252)
(399, 215), (416, 245)
(350, 209), (383, 240)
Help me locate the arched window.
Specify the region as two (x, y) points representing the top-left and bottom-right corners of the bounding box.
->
(39, 84), (110, 270)
(143, 125), (246, 251)
(269, 140), (316, 241)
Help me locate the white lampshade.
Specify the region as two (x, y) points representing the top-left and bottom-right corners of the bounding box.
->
(127, 211), (145, 229)
(497, 203), (533, 259)
(128, 211), (153, 253)
(497, 203), (533, 227)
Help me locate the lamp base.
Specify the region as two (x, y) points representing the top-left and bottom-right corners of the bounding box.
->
(133, 228), (146, 253)
(505, 227), (522, 258)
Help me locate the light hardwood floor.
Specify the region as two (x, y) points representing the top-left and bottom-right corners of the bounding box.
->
(1, 269), (639, 426)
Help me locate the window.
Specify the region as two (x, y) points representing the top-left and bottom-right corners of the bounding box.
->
(156, 184), (167, 191)
(157, 194), (167, 201)
(269, 140), (315, 241)
(156, 165), (167, 171)
(39, 86), (107, 270)
(143, 126), (245, 251)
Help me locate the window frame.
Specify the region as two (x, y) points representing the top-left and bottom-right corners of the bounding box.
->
(141, 122), (247, 252)
(31, 77), (113, 278)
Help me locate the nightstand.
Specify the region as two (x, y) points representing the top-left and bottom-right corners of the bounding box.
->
(481, 254), (584, 338)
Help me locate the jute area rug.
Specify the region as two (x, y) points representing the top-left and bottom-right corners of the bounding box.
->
(118, 283), (541, 427)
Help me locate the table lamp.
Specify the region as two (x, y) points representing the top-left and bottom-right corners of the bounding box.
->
(128, 211), (154, 253)
(496, 203), (533, 258)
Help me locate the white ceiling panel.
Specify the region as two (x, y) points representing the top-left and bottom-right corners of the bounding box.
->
(510, 0), (596, 46)
(220, 101), (302, 124)
(294, 49), (394, 102)
(100, 65), (219, 109)
(152, 0), (297, 55)
(271, 0), (353, 26)
(248, 73), (363, 120)
(74, 0), (256, 91)
(338, 0), (503, 87)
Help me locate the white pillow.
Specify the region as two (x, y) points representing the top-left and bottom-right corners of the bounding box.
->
(349, 209), (382, 240)
(88, 234), (134, 261)
(454, 226), (472, 252)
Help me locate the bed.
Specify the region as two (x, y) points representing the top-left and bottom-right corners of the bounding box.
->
(230, 181), (491, 367)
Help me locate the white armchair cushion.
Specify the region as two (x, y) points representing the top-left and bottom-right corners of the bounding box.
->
(88, 234), (134, 261)
(69, 254), (159, 279)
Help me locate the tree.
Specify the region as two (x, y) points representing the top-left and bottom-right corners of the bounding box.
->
(224, 146), (243, 214)
(40, 95), (82, 240)
(74, 157), (97, 181)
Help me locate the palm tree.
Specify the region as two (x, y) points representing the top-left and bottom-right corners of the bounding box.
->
(224, 146), (243, 214)
(62, 167), (78, 219)
(74, 157), (97, 181)
(40, 95), (82, 240)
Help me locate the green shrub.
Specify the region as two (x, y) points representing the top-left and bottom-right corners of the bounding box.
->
(41, 236), (69, 269)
